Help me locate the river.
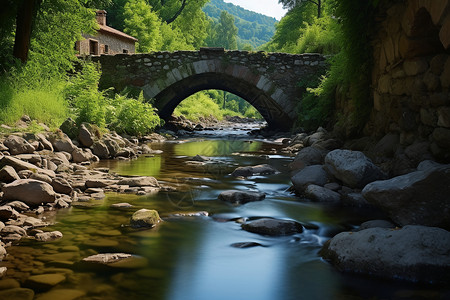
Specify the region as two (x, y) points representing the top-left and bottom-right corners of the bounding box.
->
(2, 125), (447, 299)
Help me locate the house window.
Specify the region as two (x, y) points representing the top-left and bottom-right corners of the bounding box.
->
(89, 39), (99, 55)
(123, 49), (129, 54)
(104, 45), (109, 54)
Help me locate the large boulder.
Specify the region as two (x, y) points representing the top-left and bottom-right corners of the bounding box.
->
(92, 141), (109, 159)
(324, 149), (386, 188)
(231, 164), (278, 177)
(72, 148), (94, 163)
(50, 132), (76, 153)
(3, 135), (35, 155)
(218, 190), (265, 204)
(320, 225), (450, 284)
(2, 179), (56, 206)
(289, 146), (325, 172)
(241, 218), (303, 236)
(291, 165), (329, 193)
(130, 209), (161, 228)
(362, 164), (450, 229)
(78, 124), (94, 147)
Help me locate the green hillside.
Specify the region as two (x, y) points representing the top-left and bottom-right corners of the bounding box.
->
(203, 0), (277, 49)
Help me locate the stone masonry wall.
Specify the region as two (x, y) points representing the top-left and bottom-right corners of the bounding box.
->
(366, 0), (450, 163)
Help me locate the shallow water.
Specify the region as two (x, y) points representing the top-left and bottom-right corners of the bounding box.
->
(2, 127), (449, 299)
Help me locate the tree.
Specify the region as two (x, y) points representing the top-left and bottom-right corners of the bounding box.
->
(210, 11), (238, 50)
(279, 0), (323, 18)
(123, 0), (163, 52)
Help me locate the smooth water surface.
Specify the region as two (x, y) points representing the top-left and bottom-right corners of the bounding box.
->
(2, 128), (448, 300)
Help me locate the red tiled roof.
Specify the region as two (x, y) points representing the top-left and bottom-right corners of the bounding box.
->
(98, 25), (138, 42)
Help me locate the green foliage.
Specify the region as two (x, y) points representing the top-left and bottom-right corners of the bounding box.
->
(203, 0), (277, 49)
(123, 0), (163, 52)
(206, 11), (238, 50)
(294, 17), (340, 54)
(0, 76), (68, 127)
(107, 93), (161, 136)
(173, 92), (224, 121)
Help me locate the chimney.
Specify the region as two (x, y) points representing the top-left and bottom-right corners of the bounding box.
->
(96, 10), (107, 26)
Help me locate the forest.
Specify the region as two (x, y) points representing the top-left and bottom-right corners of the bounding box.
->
(0, 0), (376, 135)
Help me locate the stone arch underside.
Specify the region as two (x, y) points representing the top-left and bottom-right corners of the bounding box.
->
(149, 71), (295, 131)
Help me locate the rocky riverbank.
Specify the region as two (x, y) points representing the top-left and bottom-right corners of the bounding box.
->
(0, 118), (449, 289)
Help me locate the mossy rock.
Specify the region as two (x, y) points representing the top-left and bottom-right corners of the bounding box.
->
(130, 209), (161, 228)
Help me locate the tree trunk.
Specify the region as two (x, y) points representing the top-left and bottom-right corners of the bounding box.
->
(13, 0), (36, 63)
(317, 0), (321, 18)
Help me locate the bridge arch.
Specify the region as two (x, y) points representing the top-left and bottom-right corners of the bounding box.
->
(93, 49), (326, 130)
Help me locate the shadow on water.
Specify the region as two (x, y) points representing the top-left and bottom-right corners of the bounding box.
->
(2, 128), (449, 299)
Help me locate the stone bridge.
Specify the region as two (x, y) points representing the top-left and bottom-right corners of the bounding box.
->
(92, 48), (326, 130)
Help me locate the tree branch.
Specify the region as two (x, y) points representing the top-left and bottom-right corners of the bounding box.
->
(164, 0), (187, 24)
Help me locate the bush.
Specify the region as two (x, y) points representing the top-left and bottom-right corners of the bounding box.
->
(174, 92), (225, 121)
(107, 93), (161, 136)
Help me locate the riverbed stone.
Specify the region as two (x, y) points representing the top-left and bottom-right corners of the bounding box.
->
(0, 245), (6, 260)
(30, 173), (52, 184)
(357, 220), (396, 231)
(35, 231), (63, 242)
(1, 225), (27, 236)
(82, 253), (147, 269)
(0, 156), (55, 178)
(51, 178), (73, 195)
(23, 216), (48, 227)
(231, 164), (278, 177)
(25, 273), (66, 291)
(72, 148), (94, 163)
(78, 124), (94, 148)
(3, 135), (35, 155)
(218, 190), (265, 204)
(0, 165), (20, 183)
(2, 179), (56, 207)
(289, 146), (325, 172)
(85, 179), (117, 188)
(324, 149), (386, 188)
(362, 164), (450, 229)
(304, 184), (341, 203)
(35, 289), (86, 300)
(118, 176), (159, 187)
(130, 209), (161, 228)
(0, 288), (34, 300)
(92, 141), (110, 159)
(291, 165), (329, 193)
(242, 218), (303, 236)
(320, 225), (450, 284)
(0, 206), (18, 221)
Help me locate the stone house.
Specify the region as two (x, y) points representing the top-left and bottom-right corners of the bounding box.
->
(75, 10), (137, 55)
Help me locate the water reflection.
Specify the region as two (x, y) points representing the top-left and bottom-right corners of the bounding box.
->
(2, 137), (447, 300)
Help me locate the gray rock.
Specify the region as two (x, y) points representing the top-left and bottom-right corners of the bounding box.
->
(35, 133), (53, 151)
(78, 124), (94, 147)
(218, 190), (265, 204)
(51, 178), (73, 195)
(242, 218), (303, 236)
(30, 173), (52, 184)
(417, 160), (442, 171)
(289, 146), (324, 172)
(92, 141), (110, 159)
(0, 165), (20, 183)
(320, 225), (450, 284)
(304, 184), (341, 203)
(130, 209), (161, 228)
(341, 192), (371, 208)
(24, 216), (48, 227)
(231, 164), (278, 177)
(50, 133), (76, 153)
(110, 202), (133, 208)
(72, 148), (94, 163)
(82, 253), (147, 269)
(35, 231), (63, 242)
(324, 149), (386, 188)
(291, 165), (328, 193)
(0, 266), (6, 278)
(1, 225), (27, 236)
(104, 138), (121, 157)
(2, 179), (56, 207)
(6, 201), (30, 212)
(0, 156), (55, 178)
(357, 220), (396, 231)
(85, 179), (116, 188)
(362, 164), (450, 229)
(118, 176), (159, 187)
(3, 135), (35, 155)
(373, 133), (399, 157)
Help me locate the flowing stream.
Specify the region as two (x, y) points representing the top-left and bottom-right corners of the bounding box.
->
(2, 125), (447, 299)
